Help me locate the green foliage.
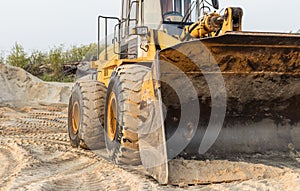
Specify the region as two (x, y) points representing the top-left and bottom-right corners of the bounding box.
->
(48, 45), (65, 78)
(28, 50), (48, 76)
(2, 42), (99, 82)
(6, 43), (29, 69)
(65, 43), (98, 62)
(83, 43), (98, 61)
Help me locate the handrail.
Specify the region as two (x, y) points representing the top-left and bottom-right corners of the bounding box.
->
(97, 15), (121, 60)
(97, 0), (140, 60)
(113, 19), (138, 57)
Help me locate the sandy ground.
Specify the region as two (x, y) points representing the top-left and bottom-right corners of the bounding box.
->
(0, 105), (299, 191)
(0, 63), (299, 190)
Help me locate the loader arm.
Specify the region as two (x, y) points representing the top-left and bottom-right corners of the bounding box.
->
(181, 7), (243, 40)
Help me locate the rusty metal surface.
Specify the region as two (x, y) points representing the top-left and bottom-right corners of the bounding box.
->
(203, 31), (300, 47)
(158, 31), (300, 156)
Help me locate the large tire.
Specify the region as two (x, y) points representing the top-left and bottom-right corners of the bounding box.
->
(104, 64), (150, 165)
(68, 80), (107, 150)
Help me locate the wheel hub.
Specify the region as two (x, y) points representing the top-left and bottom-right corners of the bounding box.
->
(107, 92), (117, 141)
(71, 101), (80, 135)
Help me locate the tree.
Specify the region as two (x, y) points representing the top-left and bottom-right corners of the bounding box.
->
(28, 50), (48, 76)
(83, 43), (98, 61)
(48, 45), (64, 76)
(4, 42), (98, 82)
(64, 43), (98, 63)
(6, 43), (29, 68)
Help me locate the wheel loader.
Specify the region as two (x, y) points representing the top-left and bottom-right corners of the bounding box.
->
(68, 0), (300, 185)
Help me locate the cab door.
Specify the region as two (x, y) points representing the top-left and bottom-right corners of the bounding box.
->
(119, 0), (140, 59)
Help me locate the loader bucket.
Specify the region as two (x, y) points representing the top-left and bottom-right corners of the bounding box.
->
(138, 31), (300, 184)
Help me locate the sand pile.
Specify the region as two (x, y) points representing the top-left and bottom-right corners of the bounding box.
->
(0, 63), (73, 105)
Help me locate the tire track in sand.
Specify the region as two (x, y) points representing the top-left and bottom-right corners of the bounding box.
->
(0, 106), (157, 191)
(0, 144), (26, 190)
(0, 106), (299, 191)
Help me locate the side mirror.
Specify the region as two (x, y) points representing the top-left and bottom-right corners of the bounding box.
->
(212, 0), (219, 10)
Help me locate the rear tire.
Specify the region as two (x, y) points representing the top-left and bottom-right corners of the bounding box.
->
(68, 80), (107, 150)
(104, 64), (150, 165)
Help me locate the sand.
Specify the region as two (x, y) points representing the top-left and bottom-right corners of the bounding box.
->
(0, 106), (299, 191)
(0, 63), (72, 107)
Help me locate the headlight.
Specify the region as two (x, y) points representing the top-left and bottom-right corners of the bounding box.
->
(132, 26), (149, 36)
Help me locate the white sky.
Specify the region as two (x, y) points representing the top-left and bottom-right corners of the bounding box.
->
(0, 0), (299, 53)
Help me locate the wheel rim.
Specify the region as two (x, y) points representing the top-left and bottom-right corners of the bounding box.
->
(71, 101), (80, 135)
(107, 92), (117, 141)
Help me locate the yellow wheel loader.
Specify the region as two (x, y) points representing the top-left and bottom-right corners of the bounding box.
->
(68, 0), (300, 184)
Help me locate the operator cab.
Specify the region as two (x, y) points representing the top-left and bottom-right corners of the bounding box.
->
(161, 0), (191, 23)
(97, 0), (220, 60)
(159, 0), (195, 36)
(160, 0), (219, 23)
(142, 0), (219, 36)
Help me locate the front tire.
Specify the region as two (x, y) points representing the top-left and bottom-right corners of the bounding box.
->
(104, 64), (150, 165)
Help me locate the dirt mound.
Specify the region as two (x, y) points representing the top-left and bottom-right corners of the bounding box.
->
(169, 159), (287, 185)
(0, 64), (72, 106)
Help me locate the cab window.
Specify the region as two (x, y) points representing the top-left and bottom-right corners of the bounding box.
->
(161, 0), (192, 23)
